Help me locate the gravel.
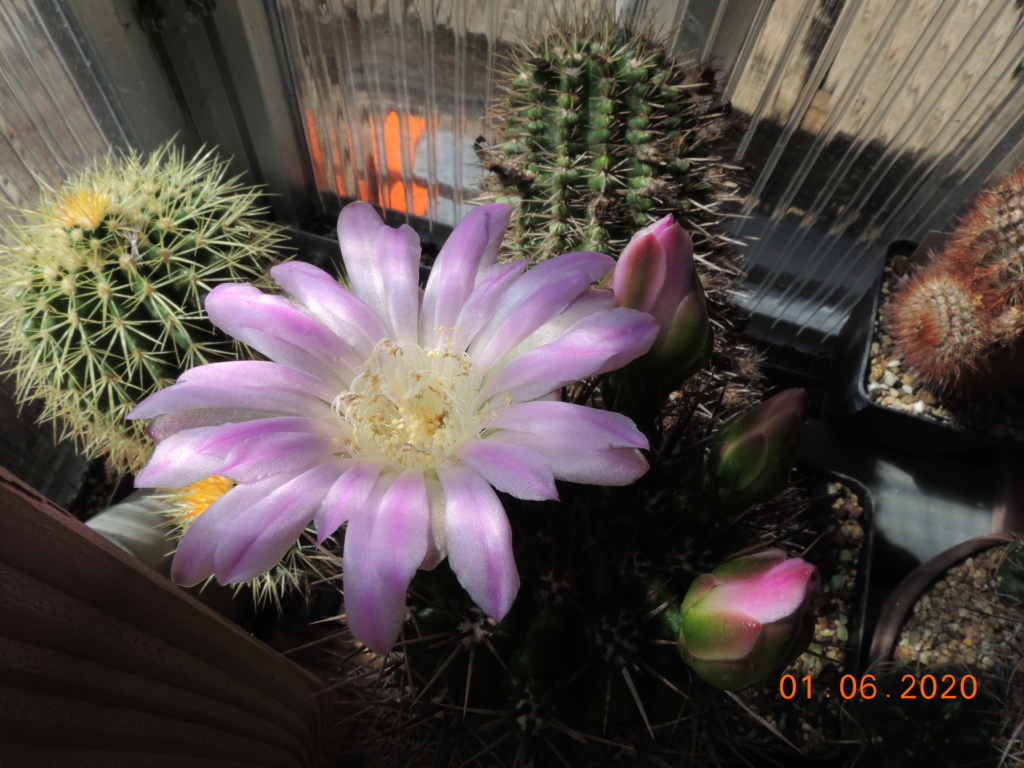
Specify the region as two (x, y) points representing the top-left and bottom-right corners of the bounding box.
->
(866, 258), (1024, 441)
(895, 546), (1024, 670)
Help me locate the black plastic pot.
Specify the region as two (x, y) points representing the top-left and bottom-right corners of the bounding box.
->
(824, 234), (999, 455)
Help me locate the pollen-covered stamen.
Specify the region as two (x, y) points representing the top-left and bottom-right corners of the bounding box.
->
(333, 338), (488, 469)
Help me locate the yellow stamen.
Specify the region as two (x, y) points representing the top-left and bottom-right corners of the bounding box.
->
(172, 474), (235, 523)
(333, 339), (490, 470)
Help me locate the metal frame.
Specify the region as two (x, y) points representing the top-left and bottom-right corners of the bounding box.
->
(56, 0), (316, 227)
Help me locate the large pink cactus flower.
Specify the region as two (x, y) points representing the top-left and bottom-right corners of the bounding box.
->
(128, 202), (658, 653)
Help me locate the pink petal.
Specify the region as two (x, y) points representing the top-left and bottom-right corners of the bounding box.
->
(710, 559), (818, 624)
(453, 439), (557, 501)
(488, 402), (649, 486)
(270, 261), (388, 359)
(215, 431), (341, 484)
(213, 461), (347, 583)
(342, 472), (431, 653)
(145, 408), (275, 442)
(337, 202), (421, 343)
(127, 361), (336, 421)
(135, 425), (225, 489)
(507, 287), (615, 355)
(314, 461), (385, 544)
(171, 471), (303, 586)
(491, 401), (648, 450)
(205, 283), (360, 386)
(610, 226), (669, 313)
(469, 251), (615, 370)
(438, 465), (519, 620)
(450, 260), (528, 352)
(477, 308), (659, 405)
(420, 204), (512, 347)
(138, 416), (344, 489)
(494, 432), (649, 486)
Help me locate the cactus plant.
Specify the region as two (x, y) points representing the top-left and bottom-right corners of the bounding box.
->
(360, 391), (812, 767)
(332, 15), (820, 766)
(0, 142), (287, 473)
(476, 11), (762, 429)
(886, 168), (1024, 395)
(476, 15), (739, 264)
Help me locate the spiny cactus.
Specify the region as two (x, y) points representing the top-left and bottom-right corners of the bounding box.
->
(887, 168), (1024, 395)
(354, 385), (811, 767)
(885, 265), (989, 391)
(476, 14), (741, 290)
(476, 12), (761, 421)
(0, 143), (287, 472)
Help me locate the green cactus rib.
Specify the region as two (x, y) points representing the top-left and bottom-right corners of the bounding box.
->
(477, 15), (741, 272)
(0, 143), (287, 473)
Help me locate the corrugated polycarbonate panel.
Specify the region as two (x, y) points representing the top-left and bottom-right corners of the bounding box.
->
(0, 0), (121, 506)
(729, 0), (1024, 349)
(273, 0), (1024, 352)
(0, 1), (116, 215)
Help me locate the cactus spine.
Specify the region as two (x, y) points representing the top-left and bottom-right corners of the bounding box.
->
(333, 14), (826, 767)
(887, 168), (1024, 394)
(0, 143), (287, 472)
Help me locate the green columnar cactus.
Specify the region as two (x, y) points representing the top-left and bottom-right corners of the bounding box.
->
(477, 12), (762, 421)
(364, 15), (810, 767)
(0, 143), (287, 472)
(476, 15), (740, 277)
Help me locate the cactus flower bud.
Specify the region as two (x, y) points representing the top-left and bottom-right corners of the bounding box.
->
(706, 388), (807, 512)
(678, 550), (819, 691)
(610, 215), (712, 385)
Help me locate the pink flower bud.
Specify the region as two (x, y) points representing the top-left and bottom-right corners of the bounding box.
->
(678, 550), (819, 691)
(610, 215), (711, 385)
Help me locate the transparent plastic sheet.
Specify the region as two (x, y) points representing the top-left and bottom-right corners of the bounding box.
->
(0, 0), (122, 508)
(273, 0), (1024, 353)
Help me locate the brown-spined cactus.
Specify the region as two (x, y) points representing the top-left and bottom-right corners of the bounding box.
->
(887, 168), (1024, 395)
(0, 142), (287, 472)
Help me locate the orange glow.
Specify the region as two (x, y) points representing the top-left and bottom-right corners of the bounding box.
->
(305, 109), (328, 192)
(369, 110), (429, 216)
(309, 108), (429, 213)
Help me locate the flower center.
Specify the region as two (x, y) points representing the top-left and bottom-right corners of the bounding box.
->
(334, 339), (486, 470)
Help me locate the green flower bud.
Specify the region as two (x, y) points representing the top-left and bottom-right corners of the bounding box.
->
(706, 389), (807, 511)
